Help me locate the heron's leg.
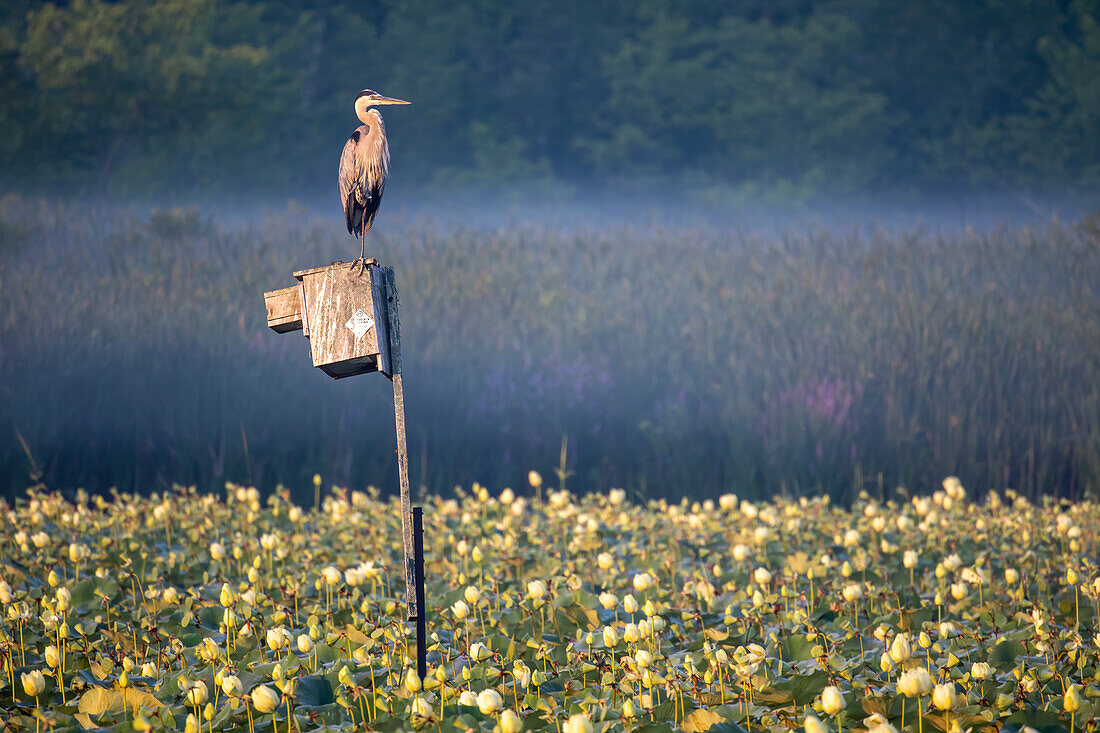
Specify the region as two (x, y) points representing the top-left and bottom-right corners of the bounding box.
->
(356, 228), (367, 275)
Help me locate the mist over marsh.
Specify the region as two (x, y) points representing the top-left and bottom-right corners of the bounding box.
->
(3, 198), (1098, 502)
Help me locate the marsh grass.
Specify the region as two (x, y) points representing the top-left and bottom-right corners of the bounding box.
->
(2, 197), (1098, 500)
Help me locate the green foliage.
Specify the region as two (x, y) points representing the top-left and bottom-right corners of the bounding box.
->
(588, 6), (890, 192)
(986, 1), (1100, 188)
(16, 0), (270, 191)
(1, 0), (1099, 195)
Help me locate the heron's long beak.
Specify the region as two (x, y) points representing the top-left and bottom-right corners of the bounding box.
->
(373, 96), (411, 105)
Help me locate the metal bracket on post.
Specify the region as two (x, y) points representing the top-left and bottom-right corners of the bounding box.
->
(384, 267), (417, 621)
(413, 506), (426, 681)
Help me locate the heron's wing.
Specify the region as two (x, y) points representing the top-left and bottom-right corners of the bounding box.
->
(353, 125), (385, 234)
(361, 178), (384, 233)
(338, 131), (360, 234)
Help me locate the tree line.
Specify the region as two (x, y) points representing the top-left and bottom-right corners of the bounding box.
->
(2, 0), (1099, 199)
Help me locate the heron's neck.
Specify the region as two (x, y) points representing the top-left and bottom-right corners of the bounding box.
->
(359, 108), (390, 179)
(355, 101), (384, 126)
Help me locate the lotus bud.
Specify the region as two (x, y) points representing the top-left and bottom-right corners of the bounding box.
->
(821, 686), (845, 715)
(55, 587), (71, 612)
(22, 669), (46, 696)
(500, 709), (523, 733)
(186, 681), (209, 706)
(222, 674), (243, 697)
(805, 715), (827, 733)
(889, 634), (911, 663)
(563, 713), (593, 733)
(1065, 684), (1081, 713)
(476, 688), (504, 714)
(251, 684), (280, 713)
(932, 683), (956, 711)
(603, 626), (619, 647)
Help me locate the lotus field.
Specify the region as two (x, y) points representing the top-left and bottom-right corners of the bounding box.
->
(2, 476), (1099, 733)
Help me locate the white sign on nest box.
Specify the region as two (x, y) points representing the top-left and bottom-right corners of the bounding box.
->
(346, 308), (375, 339)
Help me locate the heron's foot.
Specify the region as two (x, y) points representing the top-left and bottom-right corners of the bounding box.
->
(349, 256), (367, 276)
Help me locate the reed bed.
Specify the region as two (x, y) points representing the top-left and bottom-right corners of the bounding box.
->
(1, 198), (1098, 501)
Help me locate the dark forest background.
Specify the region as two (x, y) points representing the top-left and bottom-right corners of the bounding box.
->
(2, 0), (1100, 200)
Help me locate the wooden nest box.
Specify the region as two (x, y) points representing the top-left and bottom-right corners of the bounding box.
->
(264, 259), (398, 379)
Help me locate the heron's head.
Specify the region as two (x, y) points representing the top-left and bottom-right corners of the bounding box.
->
(355, 89), (410, 122)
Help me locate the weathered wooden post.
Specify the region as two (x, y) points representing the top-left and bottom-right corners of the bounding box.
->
(263, 259), (426, 676)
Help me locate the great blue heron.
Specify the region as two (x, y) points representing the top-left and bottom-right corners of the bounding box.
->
(339, 89), (410, 268)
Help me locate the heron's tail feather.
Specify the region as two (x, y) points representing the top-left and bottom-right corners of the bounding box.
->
(345, 191), (359, 235)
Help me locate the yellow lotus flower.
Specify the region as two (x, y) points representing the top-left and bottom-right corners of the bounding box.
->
(500, 709), (524, 733)
(563, 713), (593, 733)
(251, 685), (280, 713)
(932, 683), (956, 711)
(889, 633), (911, 663)
(221, 674), (243, 697)
(603, 626), (619, 647)
(1065, 684), (1081, 713)
(21, 669), (46, 697)
(821, 686), (845, 715)
(476, 688), (504, 714)
(186, 681), (209, 706)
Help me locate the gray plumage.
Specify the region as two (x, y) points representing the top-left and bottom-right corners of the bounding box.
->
(338, 89), (410, 263)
